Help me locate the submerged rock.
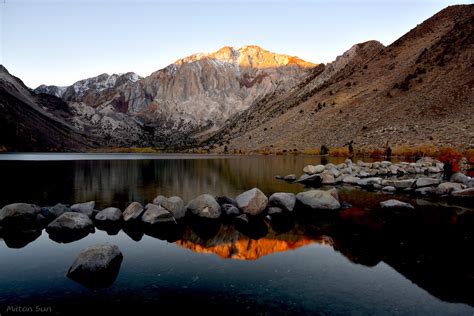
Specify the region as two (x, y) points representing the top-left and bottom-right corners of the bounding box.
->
(236, 188), (268, 216)
(46, 212), (95, 243)
(123, 202), (145, 222)
(268, 192), (296, 212)
(67, 243), (123, 289)
(71, 201), (95, 218)
(380, 199), (414, 209)
(186, 194), (221, 219)
(296, 190), (340, 210)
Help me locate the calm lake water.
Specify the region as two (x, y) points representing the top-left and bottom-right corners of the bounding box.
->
(0, 154), (473, 315)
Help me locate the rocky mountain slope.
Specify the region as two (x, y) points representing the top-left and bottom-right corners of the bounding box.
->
(35, 46), (315, 147)
(0, 66), (95, 151)
(208, 5), (474, 152)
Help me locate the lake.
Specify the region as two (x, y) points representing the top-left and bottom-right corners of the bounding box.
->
(0, 154), (472, 315)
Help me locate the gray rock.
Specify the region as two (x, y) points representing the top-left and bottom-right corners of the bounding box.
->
(382, 186), (397, 192)
(296, 190), (340, 210)
(274, 175), (283, 180)
(428, 166), (442, 173)
(283, 174), (297, 181)
(342, 176), (360, 184)
(268, 207), (284, 215)
(326, 166), (341, 178)
(71, 201), (95, 217)
(222, 204), (240, 216)
(141, 204), (174, 225)
(67, 243), (123, 289)
(359, 170), (370, 177)
(153, 195), (186, 219)
(0, 203), (42, 227)
(186, 194), (221, 219)
(321, 171), (336, 184)
(415, 178), (441, 188)
(380, 199), (414, 209)
(450, 188), (474, 197)
(268, 192), (296, 212)
(381, 179), (415, 189)
(436, 182), (465, 195)
(95, 207), (122, 222)
(303, 165), (318, 174)
(236, 188), (268, 216)
(296, 173), (322, 185)
(415, 187), (436, 195)
(450, 172), (470, 185)
(47, 203), (70, 218)
(122, 202), (145, 222)
(380, 161), (391, 168)
(46, 212), (94, 242)
(357, 177), (383, 186)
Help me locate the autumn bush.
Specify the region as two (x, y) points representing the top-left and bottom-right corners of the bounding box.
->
(330, 146), (349, 157)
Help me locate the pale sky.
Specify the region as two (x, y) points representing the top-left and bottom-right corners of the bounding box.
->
(0, 0), (470, 88)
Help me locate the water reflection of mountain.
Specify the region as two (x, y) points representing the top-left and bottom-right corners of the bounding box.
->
(174, 208), (473, 307)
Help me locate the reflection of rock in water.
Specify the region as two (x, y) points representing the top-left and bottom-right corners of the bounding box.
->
(67, 243), (123, 289)
(1, 229), (42, 248)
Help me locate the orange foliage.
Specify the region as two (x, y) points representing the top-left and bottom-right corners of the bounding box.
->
(438, 146), (463, 163)
(330, 146), (349, 157)
(465, 148), (474, 164)
(369, 149), (385, 158)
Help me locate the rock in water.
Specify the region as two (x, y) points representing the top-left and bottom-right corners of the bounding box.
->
(0, 203), (42, 229)
(236, 188), (268, 216)
(70, 201), (95, 217)
(186, 194), (221, 219)
(95, 207), (122, 222)
(46, 212), (95, 243)
(122, 202), (145, 222)
(153, 196), (186, 219)
(450, 172), (470, 185)
(46, 203), (70, 218)
(415, 178), (440, 188)
(141, 204), (174, 225)
(222, 204), (240, 216)
(269, 193), (296, 212)
(67, 243), (123, 289)
(296, 190), (340, 210)
(380, 199), (414, 209)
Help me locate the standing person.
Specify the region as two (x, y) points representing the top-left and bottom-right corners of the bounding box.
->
(384, 141), (392, 161)
(443, 159), (453, 181)
(345, 140), (354, 158)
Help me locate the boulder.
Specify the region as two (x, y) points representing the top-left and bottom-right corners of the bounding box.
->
(303, 165), (318, 174)
(71, 201), (95, 217)
(0, 203), (42, 229)
(122, 202), (145, 222)
(436, 182), (465, 195)
(296, 190), (340, 210)
(450, 172), (470, 185)
(380, 161), (391, 168)
(415, 178), (441, 188)
(67, 243), (123, 289)
(95, 207), (122, 222)
(381, 179), (415, 189)
(236, 188), (268, 216)
(283, 174), (297, 181)
(186, 194), (221, 219)
(141, 204), (174, 225)
(342, 176), (360, 185)
(326, 166), (341, 178)
(380, 199), (414, 209)
(268, 207), (284, 215)
(46, 203), (70, 218)
(268, 192), (296, 212)
(428, 166), (442, 173)
(450, 188), (474, 197)
(357, 177), (383, 186)
(359, 170), (370, 177)
(296, 173), (322, 185)
(382, 186), (397, 193)
(320, 171), (336, 184)
(214, 196), (237, 207)
(153, 195), (186, 219)
(46, 212), (94, 243)
(222, 204), (240, 216)
(415, 187), (436, 195)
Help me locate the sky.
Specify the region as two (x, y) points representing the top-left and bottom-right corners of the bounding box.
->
(0, 0), (471, 88)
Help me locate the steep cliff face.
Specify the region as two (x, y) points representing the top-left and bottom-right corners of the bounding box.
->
(211, 5), (474, 152)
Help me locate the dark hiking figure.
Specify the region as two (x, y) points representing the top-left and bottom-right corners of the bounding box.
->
(320, 144), (329, 155)
(344, 140), (354, 158)
(443, 160), (453, 181)
(385, 145), (392, 161)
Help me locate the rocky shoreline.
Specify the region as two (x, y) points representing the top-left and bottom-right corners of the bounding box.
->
(277, 157), (473, 199)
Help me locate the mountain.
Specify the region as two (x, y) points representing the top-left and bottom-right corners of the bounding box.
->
(207, 5), (474, 152)
(0, 66), (95, 151)
(35, 46), (315, 147)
